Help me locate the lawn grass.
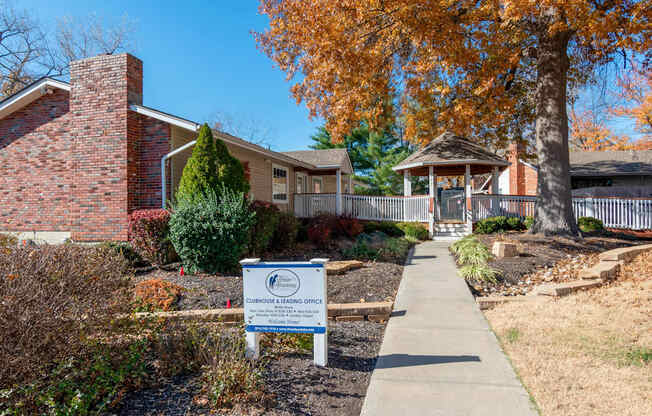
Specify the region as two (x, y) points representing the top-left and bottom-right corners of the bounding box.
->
(484, 251), (652, 416)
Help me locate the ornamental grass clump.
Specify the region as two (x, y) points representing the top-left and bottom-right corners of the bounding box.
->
(451, 235), (499, 283)
(169, 188), (255, 274)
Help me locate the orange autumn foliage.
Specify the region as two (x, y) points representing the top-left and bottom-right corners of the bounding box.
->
(611, 63), (652, 140)
(569, 109), (633, 151)
(134, 279), (184, 312)
(255, 0), (650, 147)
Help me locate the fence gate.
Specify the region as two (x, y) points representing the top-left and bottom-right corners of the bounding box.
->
(440, 189), (465, 222)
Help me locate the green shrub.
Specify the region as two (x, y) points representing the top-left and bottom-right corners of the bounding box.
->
(378, 221), (404, 237)
(169, 188), (255, 274)
(459, 263), (499, 283)
(397, 222), (429, 240)
(362, 221), (404, 237)
(524, 216), (534, 230)
(362, 221), (380, 234)
(249, 201), (280, 255)
(176, 124), (221, 202)
(451, 235), (499, 283)
(474, 216), (508, 234)
(474, 216), (526, 234)
(273, 212), (300, 250)
(506, 217), (525, 231)
(343, 236), (412, 264)
(214, 132), (250, 195)
(578, 216), (604, 233)
(451, 235), (492, 265)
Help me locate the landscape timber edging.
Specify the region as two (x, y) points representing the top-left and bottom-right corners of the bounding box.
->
(133, 301), (394, 323)
(478, 243), (652, 310)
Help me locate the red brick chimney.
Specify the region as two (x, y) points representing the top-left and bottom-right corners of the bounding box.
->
(508, 141), (525, 195)
(70, 53), (143, 241)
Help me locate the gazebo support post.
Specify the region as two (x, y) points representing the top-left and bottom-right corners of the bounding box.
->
(428, 166), (435, 238)
(403, 170), (412, 222)
(491, 166), (500, 217)
(465, 164), (472, 228)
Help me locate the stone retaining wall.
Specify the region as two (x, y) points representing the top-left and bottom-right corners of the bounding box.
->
(134, 301), (394, 324)
(478, 243), (652, 310)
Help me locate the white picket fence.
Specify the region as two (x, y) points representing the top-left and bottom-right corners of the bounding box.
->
(472, 194), (652, 230)
(294, 194), (430, 222)
(472, 195), (537, 222)
(573, 198), (652, 230)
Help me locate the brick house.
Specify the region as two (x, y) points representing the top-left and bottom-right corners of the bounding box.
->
(481, 142), (652, 196)
(0, 53), (353, 243)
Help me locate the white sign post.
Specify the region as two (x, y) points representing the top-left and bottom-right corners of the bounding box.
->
(240, 257), (329, 367)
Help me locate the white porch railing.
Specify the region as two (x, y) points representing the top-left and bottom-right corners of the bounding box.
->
(294, 193), (337, 217)
(572, 197), (652, 230)
(472, 194), (652, 230)
(294, 194), (430, 222)
(471, 195), (537, 222)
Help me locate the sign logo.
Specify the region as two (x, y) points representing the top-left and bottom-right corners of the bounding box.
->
(265, 269), (300, 297)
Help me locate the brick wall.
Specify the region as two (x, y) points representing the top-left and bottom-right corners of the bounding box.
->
(134, 116), (171, 209)
(508, 142), (538, 196)
(70, 53), (143, 241)
(0, 89), (73, 231)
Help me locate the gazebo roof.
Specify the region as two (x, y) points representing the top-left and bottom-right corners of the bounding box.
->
(393, 131), (509, 176)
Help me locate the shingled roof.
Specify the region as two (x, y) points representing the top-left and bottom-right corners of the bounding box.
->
(392, 131), (509, 176)
(282, 149), (353, 173)
(569, 150), (652, 176)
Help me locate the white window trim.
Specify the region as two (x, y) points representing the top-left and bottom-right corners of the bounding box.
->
(312, 176), (323, 194)
(272, 164), (289, 204)
(296, 172), (308, 194)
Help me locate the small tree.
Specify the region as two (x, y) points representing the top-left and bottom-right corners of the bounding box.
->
(214, 134), (250, 195)
(176, 123), (220, 202)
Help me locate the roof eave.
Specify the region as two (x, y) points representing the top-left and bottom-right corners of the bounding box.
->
(393, 159), (510, 172)
(0, 78), (70, 120)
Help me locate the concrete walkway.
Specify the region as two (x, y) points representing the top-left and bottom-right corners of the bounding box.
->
(361, 241), (538, 416)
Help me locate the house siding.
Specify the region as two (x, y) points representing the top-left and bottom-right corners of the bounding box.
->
(0, 89), (74, 232)
(169, 127), (297, 211)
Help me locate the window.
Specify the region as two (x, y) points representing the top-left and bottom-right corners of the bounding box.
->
(296, 173), (306, 194)
(273, 165), (289, 203)
(312, 176), (323, 193)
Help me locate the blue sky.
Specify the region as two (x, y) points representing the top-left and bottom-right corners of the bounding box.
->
(22, 0), (643, 149)
(23, 0), (322, 151)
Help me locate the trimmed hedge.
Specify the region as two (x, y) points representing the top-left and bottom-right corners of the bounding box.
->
(578, 216), (604, 233)
(273, 212), (300, 250)
(249, 201), (280, 255)
(169, 189), (254, 274)
(397, 222), (429, 240)
(474, 216), (525, 234)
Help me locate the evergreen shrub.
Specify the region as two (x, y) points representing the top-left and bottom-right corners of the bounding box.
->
(169, 188), (254, 274)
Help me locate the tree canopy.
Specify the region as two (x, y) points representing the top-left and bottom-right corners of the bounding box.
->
(256, 0), (650, 236)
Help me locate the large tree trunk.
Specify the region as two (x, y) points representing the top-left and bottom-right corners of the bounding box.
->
(530, 30), (580, 237)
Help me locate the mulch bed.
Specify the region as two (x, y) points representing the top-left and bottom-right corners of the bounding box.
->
(117, 321), (385, 416)
(471, 231), (652, 297)
(133, 240), (406, 309)
(134, 261), (402, 309)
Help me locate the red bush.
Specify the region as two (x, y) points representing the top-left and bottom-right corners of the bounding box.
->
(128, 209), (176, 265)
(307, 221), (332, 246)
(337, 216), (364, 238)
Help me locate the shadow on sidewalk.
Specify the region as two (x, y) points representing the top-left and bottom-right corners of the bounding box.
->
(375, 354), (480, 369)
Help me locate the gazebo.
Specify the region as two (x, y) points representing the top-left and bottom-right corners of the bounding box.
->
(392, 131), (510, 236)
